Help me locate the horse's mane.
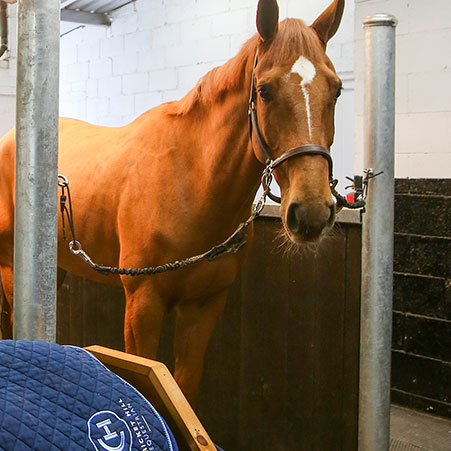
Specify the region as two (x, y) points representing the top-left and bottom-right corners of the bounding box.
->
(164, 19), (324, 116)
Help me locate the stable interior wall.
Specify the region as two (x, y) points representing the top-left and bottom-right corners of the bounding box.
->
(0, 3), (16, 137)
(354, 0), (451, 178)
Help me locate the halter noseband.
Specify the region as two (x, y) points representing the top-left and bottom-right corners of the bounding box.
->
(248, 52), (335, 205)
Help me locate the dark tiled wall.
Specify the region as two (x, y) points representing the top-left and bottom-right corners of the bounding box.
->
(392, 179), (451, 418)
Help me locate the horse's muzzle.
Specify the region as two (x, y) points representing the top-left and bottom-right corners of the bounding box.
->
(285, 201), (335, 242)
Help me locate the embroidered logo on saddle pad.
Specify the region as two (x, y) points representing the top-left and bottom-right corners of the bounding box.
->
(88, 410), (133, 451)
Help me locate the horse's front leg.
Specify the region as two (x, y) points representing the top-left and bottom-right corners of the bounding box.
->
(122, 280), (167, 359)
(173, 291), (227, 406)
(0, 266), (13, 339)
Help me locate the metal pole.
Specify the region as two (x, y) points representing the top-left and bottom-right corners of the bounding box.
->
(359, 14), (397, 451)
(14, 0), (60, 341)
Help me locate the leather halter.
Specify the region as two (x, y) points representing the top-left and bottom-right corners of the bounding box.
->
(248, 52), (333, 203)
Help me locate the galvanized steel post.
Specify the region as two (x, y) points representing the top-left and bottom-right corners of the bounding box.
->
(359, 14), (397, 451)
(14, 0), (60, 341)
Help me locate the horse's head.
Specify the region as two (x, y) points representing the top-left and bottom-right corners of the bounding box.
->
(251, 0), (344, 243)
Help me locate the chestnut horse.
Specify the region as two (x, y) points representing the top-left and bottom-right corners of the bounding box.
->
(0, 0), (345, 404)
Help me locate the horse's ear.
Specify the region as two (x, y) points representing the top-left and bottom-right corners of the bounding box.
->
(311, 0), (345, 47)
(256, 0), (279, 42)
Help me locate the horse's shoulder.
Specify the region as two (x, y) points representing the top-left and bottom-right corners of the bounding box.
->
(0, 129), (15, 223)
(0, 127), (15, 146)
(0, 128), (15, 163)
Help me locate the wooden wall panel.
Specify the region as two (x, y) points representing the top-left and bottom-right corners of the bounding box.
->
(57, 274), (125, 350)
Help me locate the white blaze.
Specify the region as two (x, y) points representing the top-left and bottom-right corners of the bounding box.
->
(291, 56), (316, 140)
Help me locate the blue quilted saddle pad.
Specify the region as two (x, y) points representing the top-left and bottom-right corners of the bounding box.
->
(0, 340), (178, 451)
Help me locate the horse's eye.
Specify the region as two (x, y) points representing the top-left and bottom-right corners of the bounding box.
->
(335, 86), (343, 99)
(257, 85), (271, 102)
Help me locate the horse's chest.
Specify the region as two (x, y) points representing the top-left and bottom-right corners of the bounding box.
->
(165, 254), (242, 303)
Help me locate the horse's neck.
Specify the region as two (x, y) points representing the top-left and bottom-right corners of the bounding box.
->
(189, 89), (263, 221)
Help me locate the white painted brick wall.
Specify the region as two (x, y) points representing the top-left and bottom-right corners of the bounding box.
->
(149, 68), (177, 92)
(86, 79), (97, 98)
(122, 72), (148, 95)
(100, 36), (125, 58)
(112, 53), (138, 76)
(354, 0), (451, 178)
(0, 4), (16, 137)
(177, 63), (212, 91)
(77, 40), (100, 63)
(98, 76), (121, 98)
(135, 91), (163, 116)
(90, 58), (112, 79)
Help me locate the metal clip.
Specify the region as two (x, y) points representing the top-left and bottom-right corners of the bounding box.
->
(58, 174), (69, 187)
(69, 240), (82, 254)
(363, 168), (383, 180)
(362, 168), (383, 199)
(69, 241), (99, 270)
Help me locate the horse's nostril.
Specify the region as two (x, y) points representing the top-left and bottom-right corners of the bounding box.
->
(287, 202), (301, 234)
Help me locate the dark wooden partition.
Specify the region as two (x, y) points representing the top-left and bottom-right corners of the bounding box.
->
(56, 209), (362, 451)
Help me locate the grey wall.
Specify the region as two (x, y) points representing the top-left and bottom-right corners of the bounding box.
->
(392, 179), (451, 418)
(354, 0), (451, 178)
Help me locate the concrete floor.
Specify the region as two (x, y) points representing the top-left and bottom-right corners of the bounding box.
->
(390, 405), (451, 451)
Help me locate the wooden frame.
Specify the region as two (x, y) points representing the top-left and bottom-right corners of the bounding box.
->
(86, 345), (217, 451)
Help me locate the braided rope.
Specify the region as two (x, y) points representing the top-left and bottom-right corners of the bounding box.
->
(60, 175), (266, 277)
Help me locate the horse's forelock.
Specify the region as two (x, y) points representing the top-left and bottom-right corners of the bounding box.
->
(266, 19), (325, 66)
